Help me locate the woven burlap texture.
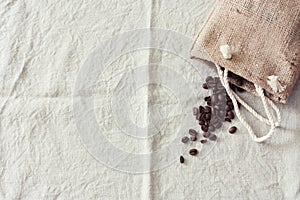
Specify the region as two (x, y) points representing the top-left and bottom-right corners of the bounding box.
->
(191, 0), (300, 103)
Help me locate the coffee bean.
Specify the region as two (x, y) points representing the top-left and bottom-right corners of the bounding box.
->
(225, 118), (232, 123)
(199, 113), (205, 120)
(205, 113), (211, 120)
(214, 105), (220, 111)
(229, 126), (237, 134)
(219, 110), (226, 118)
(181, 136), (189, 143)
(199, 106), (205, 113)
(209, 134), (217, 141)
(202, 83), (209, 89)
(204, 96), (211, 102)
(201, 125), (208, 132)
(200, 139), (207, 144)
(217, 85), (225, 91)
(204, 106), (211, 113)
(189, 149), (198, 156)
(180, 156), (184, 163)
(206, 76), (214, 83)
(193, 107), (199, 116)
(227, 100), (233, 106)
(218, 94), (226, 101)
(189, 129), (198, 136)
(214, 77), (220, 82)
(215, 122), (222, 129)
(191, 135), (197, 141)
(204, 121), (210, 126)
(203, 132), (211, 138)
(225, 105), (233, 111)
(208, 125), (215, 132)
(211, 94), (218, 103)
(210, 118), (218, 125)
(199, 120), (205, 125)
(227, 111), (235, 119)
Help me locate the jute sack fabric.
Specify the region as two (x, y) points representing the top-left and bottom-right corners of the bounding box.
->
(191, 0), (300, 104)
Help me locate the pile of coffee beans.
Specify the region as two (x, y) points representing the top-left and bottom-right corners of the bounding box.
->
(180, 76), (240, 164)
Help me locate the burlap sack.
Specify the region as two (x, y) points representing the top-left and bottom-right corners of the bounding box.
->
(191, 0), (300, 103)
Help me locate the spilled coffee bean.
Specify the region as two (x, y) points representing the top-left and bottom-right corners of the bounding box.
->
(227, 111), (235, 119)
(203, 132), (211, 138)
(191, 135), (197, 141)
(193, 107), (199, 116)
(189, 129), (198, 136)
(200, 139), (207, 144)
(180, 156), (185, 164)
(209, 134), (217, 141)
(229, 126), (237, 134)
(180, 75), (240, 164)
(181, 136), (189, 143)
(189, 149), (198, 156)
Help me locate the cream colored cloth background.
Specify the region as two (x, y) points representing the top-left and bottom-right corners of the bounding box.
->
(0, 0), (299, 199)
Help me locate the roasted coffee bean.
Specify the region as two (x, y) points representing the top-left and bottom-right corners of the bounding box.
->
(189, 129), (198, 136)
(214, 105), (220, 111)
(202, 83), (209, 89)
(189, 149), (198, 156)
(225, 105), (233, 111)
(203, 132), (211, 138)
(209, 134), (217, 141)
(181, 136), (189, 143)
(214, 77), (220, 82)
(225, 118), (232, 123)
(193, 107), (199, 116)
(200, 139), (207, 144)
(217, 85), (225, 91)
(208, 125), (215, 132)
(204, 96), (211, 102)
(219, 110), (226, 117)
(227, 111), (235, 119)
(227, 100), (233, 106)
(229, 126), (237, 134)
(191, 135), (197, 141)
(205, 113), (211, 120)
(204, 121), (210, 126)
(215, 122), (222, 129)
(218, 93), (226, 101)
(199, 120), (205, 125)
(206, 76), (214, 83)
(200, 113), (205, 121)
(210, 117), (218, 125)
(201, 125), (209, 132)
(180, 156), (184, 163)
(211, 94), (218, 103)
(199, 106), (205, 113)
(204, 106), (212, 113)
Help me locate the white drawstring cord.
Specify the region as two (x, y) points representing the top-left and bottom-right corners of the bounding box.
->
(215, 64), (280, 142)
(215, 65), (281, 126)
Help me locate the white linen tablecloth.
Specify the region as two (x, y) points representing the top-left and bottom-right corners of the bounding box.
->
(0, 0), (299, 199)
